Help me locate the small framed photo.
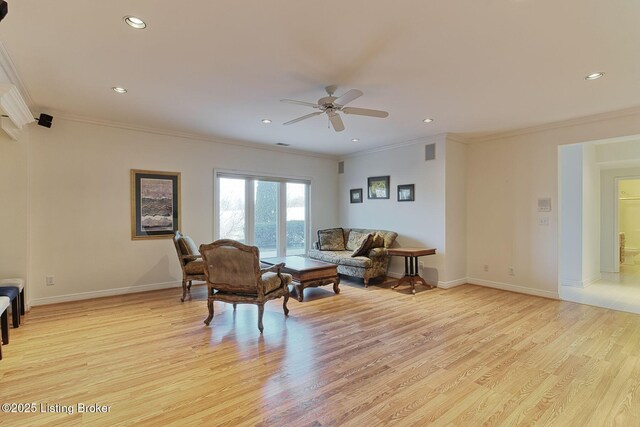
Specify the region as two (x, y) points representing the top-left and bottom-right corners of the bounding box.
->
(368, 176), (390, 199)
(131, 169), (181, 239)
(397, 184), (415, 202)
(350, 188), (363, 203)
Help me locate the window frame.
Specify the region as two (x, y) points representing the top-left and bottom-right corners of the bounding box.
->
(213, 169), (311, 256)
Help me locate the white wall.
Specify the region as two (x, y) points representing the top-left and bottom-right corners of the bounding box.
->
(338, 135), (468, 286)
(0, 131), (28, 279)
(467, 111), (640, 299)
(16, 119), (338, 305)
(582, 142), (601, 285)
(558, 144), (584, 287)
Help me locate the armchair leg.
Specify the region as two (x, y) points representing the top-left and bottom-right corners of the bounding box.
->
(257, 304), (264, 333)
(283, 292), (289, 317)
(204, 299), (214, 326)
(181, 279), (187, 302)
(364, 278), (369, 288)
(233, 303), (237, 310)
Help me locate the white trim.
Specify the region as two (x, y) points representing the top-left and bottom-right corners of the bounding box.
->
(29, 281), (185, 307)
(467, 106), (640, 144)
(0, 83), (34, 129)
(340, 134), (447, 159)
(468, 277), (560, 299)
(438, 278), (467, 289)
(54, 114), (338, 160)
(560, 274), (601, 288)
(0, 42), (35, 108)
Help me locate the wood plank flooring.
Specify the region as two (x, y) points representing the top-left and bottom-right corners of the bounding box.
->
(2, 279), (640, 426)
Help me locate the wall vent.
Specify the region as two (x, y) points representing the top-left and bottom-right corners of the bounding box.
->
(338, 161), (344, 174)
(425, 143), (436, 161)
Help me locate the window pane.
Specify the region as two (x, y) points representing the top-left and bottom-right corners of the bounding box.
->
(254, 180), (278, 257)
(219, 177), (246, 243)
(286, 183), (306, 255)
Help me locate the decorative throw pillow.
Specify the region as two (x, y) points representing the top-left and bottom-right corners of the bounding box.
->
(351, 233), (373, 257)
(318, 228), (345, 251)
(370, 233), (385, 249)
(346, 230), (371, 251)
(179, 235), (200, 256)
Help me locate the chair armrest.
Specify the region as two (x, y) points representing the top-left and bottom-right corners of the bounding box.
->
(181, 254), (202, 262)
(367, 247), (388, 258)
(260, 262), (285, 275)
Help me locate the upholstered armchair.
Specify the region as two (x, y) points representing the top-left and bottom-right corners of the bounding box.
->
(200, 239), (292, 332)
(173, 231), (206, 302)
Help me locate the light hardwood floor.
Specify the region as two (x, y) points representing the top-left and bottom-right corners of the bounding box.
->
(2, 279), (640, 426)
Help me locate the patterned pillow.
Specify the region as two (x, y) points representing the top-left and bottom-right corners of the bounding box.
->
(178, 235), (200, 256)
(346, 230), (371, 251)
(351, 233), (373, 257)
(318, 228), (345, 251)
(369, 233), (385, 249)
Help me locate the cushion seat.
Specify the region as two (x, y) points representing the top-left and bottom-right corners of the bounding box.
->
(184, 259), (205, 275)
(307, 249), (372, 268)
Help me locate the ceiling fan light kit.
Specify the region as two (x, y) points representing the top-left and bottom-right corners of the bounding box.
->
(281, 86), (389, 132)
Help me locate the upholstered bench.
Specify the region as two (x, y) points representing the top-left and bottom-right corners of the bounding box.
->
(0, 278), (24, 316)
(0, 286), (19, 328)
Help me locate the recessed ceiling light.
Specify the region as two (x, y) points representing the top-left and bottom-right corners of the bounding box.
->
(585, 72), (604, 81)
(124, 16), (147, 29)
(351, 138), (360, 142)
(112, 87), (127, 94)
(422, 118), (434, 123)
(261, 119), (272, 124)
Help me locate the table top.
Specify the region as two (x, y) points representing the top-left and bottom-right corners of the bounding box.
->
(387, 247), (437, 257)
(261, 256), (337, 273)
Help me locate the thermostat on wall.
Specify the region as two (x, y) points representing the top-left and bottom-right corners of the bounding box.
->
(538, 198), (551, 212)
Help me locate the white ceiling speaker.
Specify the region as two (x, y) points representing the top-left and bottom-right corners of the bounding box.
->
(281, 86), (389, 132)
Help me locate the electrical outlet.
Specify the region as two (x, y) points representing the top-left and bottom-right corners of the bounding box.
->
(483, 264), (489, 272)
(538, 216), (550, 226)
(508, 267), (515, 276)
(46, 275), (55, 286)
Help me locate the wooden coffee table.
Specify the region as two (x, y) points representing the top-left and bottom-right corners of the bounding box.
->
(261, 256), (340, 302)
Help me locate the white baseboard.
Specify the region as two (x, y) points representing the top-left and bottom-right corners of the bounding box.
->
(467, 277), (559, 300)
(437, 278), (467, 289)
(29, 281), (184, 307)
(560, 274), (602, 288)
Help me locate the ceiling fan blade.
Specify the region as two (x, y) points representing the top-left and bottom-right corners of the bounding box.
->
(342, 107), (389, 118)
(283, 111), (322, 125)
(280, 99), (320, 108)
(334, 89), (363, 106)
(328, 112), (345, 132)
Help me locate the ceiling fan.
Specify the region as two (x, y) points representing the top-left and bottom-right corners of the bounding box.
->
(281, 85), (389, 132)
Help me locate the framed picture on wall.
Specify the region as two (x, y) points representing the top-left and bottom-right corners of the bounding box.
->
(131, 169), (181, 239)
(368, 176), (390, 199)
(397, 184), (415, 202)
(350, 188), (363, 203)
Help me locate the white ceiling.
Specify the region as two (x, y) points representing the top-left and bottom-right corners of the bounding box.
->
(0, 1), (638, 155)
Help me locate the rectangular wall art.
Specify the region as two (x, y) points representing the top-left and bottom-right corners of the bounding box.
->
(131, 170), (181, 239)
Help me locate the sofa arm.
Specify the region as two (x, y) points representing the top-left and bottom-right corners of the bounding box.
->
(367, 247), (388, 258)
(312, 241), (320, 250)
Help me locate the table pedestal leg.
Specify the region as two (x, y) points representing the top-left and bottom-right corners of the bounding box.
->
(392, 256), (432, 294)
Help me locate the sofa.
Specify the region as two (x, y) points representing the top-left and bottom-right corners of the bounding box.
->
(308, 228), (398, 287)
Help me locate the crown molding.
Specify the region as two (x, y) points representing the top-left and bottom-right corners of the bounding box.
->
(0, 42), (35, 109)
(0, 83), (34, 128)
(340, 133), (448, 159)
(54, 113), (340, 161)
(467, 106), (640, 144)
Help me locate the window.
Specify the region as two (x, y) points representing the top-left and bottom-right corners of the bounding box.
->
(215, 171), (309, 257)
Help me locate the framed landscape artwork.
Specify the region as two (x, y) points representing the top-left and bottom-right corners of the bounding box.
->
(131, 170), (181, 239)
(350, 188), (363, 203)
(398, 184), (415, 202)
(368, 175), (390, 199)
